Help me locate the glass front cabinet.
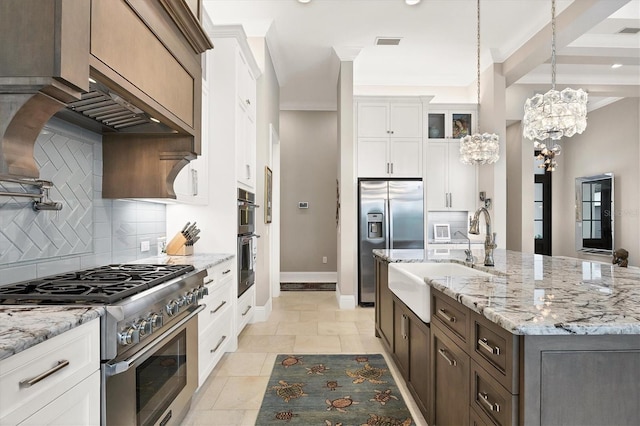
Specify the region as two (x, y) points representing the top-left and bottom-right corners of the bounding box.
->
(427, 106), (477, 140)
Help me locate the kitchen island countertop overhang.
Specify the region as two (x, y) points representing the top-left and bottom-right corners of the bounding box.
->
(374, 248), (640, 336)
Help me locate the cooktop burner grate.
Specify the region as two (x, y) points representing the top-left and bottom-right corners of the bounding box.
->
(0, 264), (195, 304)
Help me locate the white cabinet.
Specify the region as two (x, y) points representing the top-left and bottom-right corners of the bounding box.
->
(426, 141), (477, 211)
(209, 28), (260, 192)
(427, 105), (477, 140)
(174, 50), (211, 205)
(236, 284), (255, 334)
(198, 258), (236, 387)
(356, 99), (423, 178)
(0, 320), (100, 426)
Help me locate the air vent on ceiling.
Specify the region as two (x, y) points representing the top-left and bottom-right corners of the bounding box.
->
(618, 27), (640, 34)
(375, 37), (402, 46)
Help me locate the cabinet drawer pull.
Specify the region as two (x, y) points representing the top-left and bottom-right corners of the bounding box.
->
(210, 335), (227, 353)
(19, 360), (70, 388)
(437, 348), (457, 366)
(437, 308), (456, 323)
(478, 392), (501, 413)
(242, 305), (252, 316)
(478, 338), (501, 355)
(211, 300), (227, 314)
(222, 269), (232, 275)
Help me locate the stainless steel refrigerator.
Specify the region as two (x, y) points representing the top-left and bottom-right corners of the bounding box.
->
(358, 179), (424, 306)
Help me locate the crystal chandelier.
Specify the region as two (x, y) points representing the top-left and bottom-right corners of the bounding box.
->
(460, 0), (499, 166)
(523, 0), (588, 143)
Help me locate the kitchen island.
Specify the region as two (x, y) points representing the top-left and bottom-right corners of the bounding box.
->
(374, 248), (640, 425)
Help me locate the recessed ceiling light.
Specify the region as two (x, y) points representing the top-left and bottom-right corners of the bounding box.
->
(611, 64), (623, 69)
(150, 117), (160, 123)
(88, 77), (97, 84)
(298, 0), (311, 3)
(406, 0), (421, 4)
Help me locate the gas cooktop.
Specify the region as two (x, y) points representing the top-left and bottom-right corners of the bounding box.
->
(0, 264), (195, 304)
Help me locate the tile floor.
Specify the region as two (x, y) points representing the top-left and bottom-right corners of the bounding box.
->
(182, 291), (429, 426)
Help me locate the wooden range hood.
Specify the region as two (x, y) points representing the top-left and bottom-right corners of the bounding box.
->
(0, 0), (213, 199)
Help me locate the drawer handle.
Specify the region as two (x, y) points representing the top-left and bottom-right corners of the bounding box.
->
(19, 360), (70, 388)
(242, 305), (252, 316)
(211, 300), (227, 314)
(478, 392), (501, 413)
(222, 269), (232, 275)
(210, 335), (227, 353)
(437, 348), (457, 367)
(478, 338), (501, 355)
(437, 308), (456, 323)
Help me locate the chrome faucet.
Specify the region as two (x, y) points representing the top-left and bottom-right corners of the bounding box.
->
(454, 230), (474, 263)
(469, 207), (497, 266)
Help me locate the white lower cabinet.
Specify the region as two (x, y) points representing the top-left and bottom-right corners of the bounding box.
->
(236, 285), (255, 334)
(198, 259), (236, 386)
(0, 320), (100, 426)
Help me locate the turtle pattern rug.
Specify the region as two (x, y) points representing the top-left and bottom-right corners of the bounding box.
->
(256, 354), (414, 425)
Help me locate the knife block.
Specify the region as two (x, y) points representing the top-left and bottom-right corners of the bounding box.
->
(165, 232), (193, 256)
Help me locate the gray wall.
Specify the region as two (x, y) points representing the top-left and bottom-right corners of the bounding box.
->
(0, 118), (167, 285)
(280, 110), (337, 273)
(554, 98), (640, 267)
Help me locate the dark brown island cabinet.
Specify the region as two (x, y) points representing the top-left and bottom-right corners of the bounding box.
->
(374, 255), (640, 426)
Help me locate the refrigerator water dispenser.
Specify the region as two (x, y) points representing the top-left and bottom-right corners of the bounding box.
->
(367, 213), (383, 239)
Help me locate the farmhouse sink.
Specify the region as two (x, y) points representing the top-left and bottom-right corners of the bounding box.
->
(388, 262), (494, 323)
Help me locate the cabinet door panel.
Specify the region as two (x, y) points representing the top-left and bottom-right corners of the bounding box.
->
(390, 104), (422, 138)
(426, 142), (448, 210)
(358, 103), (389, 137)
(432, 322), (469, 426)
(408, 316), (430, 420)
(390, 138), (422, 177)
(357, 138), (389, 177)
(447, 142), (476, 211)
(376, 260), (394, 350)
(393, 301), (410, 379)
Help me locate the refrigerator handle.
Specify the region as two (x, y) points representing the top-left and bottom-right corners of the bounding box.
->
(388, 197), (394, 249)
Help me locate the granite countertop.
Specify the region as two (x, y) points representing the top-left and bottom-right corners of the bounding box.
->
(0, 253), (235, 361)
(375, 248), (640, 336)
(133, 252), (235, 271)
(0, 306), (104, 361)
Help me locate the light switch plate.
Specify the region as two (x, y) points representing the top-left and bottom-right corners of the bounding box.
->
(298, 201), (309, 209)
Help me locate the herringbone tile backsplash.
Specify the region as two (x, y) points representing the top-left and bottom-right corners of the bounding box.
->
(0, 118), (167, 284)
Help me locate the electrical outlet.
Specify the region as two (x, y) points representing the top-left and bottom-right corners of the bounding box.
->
(322, 256), (328, 264)
(141, 241), (150, 252)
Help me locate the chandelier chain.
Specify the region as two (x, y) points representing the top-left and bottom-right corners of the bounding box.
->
(551, 0), (556, 90)
(476, 0), (481, 130)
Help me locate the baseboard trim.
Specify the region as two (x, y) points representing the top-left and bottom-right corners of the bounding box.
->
(335, 284), (357, 310)
(280, 271), (337, 283)
(252, 297), (272, 323)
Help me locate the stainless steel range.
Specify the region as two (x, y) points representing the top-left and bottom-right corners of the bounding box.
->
(0, 263), (208, 426)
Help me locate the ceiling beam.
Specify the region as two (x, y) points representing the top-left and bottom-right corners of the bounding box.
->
(502, 0), (631, 87)
(515, 82), (639, 98)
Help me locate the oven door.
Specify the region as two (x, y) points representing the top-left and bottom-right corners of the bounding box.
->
(237, 201), (256, 235)
(237, 234), (256, 298)
(103, 305), (203, 426)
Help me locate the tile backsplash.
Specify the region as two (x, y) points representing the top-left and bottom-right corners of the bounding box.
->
(0, 118), (167, 285)
(427, 211), (471, 240)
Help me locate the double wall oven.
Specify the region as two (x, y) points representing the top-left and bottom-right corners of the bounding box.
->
(0, 264), (208, 426)
(237, 188), (258, 298)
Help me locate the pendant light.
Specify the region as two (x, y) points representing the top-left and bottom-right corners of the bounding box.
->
(459, 0), (500, 166)
(523, 0), (588, 171)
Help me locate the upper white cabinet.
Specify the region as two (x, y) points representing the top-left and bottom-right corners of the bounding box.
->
(173, 52), (211, 205)
(427, 105), (477, 140)
(426, 141), (477, 211)
(356, 99), (424, 178)
(209, 26), (260, 192)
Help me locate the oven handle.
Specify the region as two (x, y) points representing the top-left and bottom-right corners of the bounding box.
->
(237, 201), (260, 208)
(104, 304), (204, 377)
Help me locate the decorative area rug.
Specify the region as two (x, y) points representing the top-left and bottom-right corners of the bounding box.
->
(280, 282), (336, 291)
(256, 354), (415, 425)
